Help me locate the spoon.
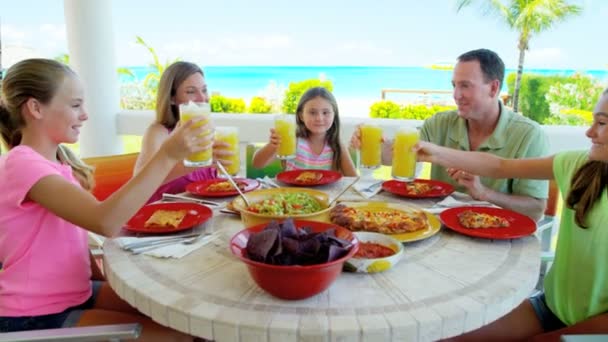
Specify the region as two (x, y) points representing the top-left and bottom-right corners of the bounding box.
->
(215, 161), (251, 207)
(328, 176), (360, 206)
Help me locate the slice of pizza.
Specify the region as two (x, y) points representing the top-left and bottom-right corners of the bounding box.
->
(457, 210), (510, 229)
(206, 181), (246, 192)
(330, 204), (428, 234)
(144, 210), (187, 228)
(405, 182), (432, 195)
(295, 171), (323, 184)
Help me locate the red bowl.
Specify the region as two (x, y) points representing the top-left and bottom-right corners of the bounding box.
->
(230, 220), (359, 300)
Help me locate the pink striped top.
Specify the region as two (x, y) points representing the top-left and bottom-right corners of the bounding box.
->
(285, 137), (334, 171)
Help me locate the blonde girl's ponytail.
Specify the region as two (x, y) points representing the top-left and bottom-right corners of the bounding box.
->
(57, 144), (95, 191)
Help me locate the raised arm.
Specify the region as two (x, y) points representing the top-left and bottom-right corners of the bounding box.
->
(252, 128), (280, 169)
(28, 119), (210, 238)
(416, 141), (556, 180)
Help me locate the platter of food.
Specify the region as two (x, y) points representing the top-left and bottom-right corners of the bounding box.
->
(382, 179), (454, 198)
(439, 206), (536, 239)
(125, 202), (213, 233)
(276, 169), (342, 186)
(186, 178), (260, 197)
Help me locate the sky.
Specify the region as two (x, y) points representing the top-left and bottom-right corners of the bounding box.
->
(1, 0), (607, 70)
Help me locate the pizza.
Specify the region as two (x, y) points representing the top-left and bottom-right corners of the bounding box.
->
(295, 171), (323, 184)
(144, 209), (187, 229)
(206, 180), (246, 193)
(330, 204), (428, 234)
(457, 210), (510, 229)
(404, 182), (432, 195)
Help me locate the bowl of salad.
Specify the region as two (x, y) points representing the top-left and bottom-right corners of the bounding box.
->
(231, 187), (333, 228)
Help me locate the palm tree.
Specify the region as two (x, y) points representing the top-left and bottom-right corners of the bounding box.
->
(456, 0), (582, 112)
(135, 36), (179, 99)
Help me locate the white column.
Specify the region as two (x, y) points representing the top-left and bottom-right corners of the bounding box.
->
(64, 0), (122, 157)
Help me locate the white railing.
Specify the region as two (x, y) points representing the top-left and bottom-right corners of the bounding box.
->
(116, 110), (590, 156)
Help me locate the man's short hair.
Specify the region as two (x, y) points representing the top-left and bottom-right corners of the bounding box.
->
(458, 49), (505, 89)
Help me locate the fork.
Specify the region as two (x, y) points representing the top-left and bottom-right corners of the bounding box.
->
(130, 232), (218, 255)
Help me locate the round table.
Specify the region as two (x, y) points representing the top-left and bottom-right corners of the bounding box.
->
(103, 178), (540, 341)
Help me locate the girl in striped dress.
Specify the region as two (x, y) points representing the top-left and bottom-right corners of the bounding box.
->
(252, 87), (357, 176)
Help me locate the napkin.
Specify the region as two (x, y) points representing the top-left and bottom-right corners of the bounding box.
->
(257, 176), (280, 188)
(352, 178), (384, 199)
(425, 191), (496, 214)
(116, 233), (220, 259)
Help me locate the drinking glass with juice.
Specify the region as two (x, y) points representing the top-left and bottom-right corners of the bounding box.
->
(392, 127), (419, 181)
(180, 101), (213, 167)
(275, 114), (296, 159)
(360, 124), (383, 169)
(215, 126), (240, 176)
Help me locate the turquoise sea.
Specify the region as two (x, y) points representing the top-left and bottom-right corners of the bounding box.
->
(122, 66), (608, 102)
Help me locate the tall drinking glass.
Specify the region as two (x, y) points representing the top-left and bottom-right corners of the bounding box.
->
(360, 124), (383, 169)
(275, 114), (296, 160)
(392, 127), (419, 181)
(215, 126), (240, 176)
(180, 101), (212, 167)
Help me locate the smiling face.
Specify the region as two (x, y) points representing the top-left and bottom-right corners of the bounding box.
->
(172, 72), (208, 105)
(39, 75), (88, 144)
(299, 96), (336, 136)
(452, 60), (499, 120)
(586, 92), (608, 161)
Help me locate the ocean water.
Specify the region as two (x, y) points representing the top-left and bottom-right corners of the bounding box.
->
(122, 66), (608, 102)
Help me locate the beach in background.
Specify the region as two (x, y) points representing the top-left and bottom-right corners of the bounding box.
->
(122, 66), (608, 117)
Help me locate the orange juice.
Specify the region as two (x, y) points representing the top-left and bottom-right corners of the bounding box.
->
(392, 127), (419, 180)
(360, 124), (382, 168)
(215, 126), (240, 175)
(275, 115), (296, 159)
(180, 102), (212, 167)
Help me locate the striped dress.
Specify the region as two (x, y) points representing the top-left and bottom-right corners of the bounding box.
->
(285, 137), (334, 171)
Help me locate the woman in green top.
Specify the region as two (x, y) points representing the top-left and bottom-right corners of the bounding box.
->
(415, 88), (608, 340)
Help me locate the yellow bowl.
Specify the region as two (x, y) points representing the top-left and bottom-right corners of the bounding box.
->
(231, 187), (333, 228)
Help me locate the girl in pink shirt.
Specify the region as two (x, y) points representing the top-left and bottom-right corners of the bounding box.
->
(0, 58), (208, 341)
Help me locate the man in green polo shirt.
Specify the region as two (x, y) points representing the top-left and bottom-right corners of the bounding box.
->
(351, 49), (549, 221)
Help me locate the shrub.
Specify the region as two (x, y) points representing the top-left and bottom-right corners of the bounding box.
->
(210, 94), (246, 113)
(249, 96), (274, 114)
(282, 79), (333, 114)
(369, 100), (401, 118)
(369, 101), (455, 120)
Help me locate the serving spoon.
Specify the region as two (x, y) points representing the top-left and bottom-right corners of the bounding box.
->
(328, 176), (360, 206)
(215, 161), (251, 207)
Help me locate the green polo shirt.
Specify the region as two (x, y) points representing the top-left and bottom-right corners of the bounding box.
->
(419, 102), (549, 199)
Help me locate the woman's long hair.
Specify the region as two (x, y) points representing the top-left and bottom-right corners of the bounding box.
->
(155, 61), (204, 130)
(566, 88), (608, 228)
(295, 87), (344, 172)
(0, 58), (94, 190)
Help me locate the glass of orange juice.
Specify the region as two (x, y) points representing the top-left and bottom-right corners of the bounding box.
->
(179, 101), (213, 167)
(275, 114), (296, 160)
(215, 126), (240, 176)
(360, 124), (383, 169)
(392, 127), (419, 181)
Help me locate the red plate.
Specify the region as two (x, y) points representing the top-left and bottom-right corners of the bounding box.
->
(382, 179), (455, 198)
(125, 202), (213, 234)
(439, 206), (536, 239)
(276, 169), (342, 186)
(186, 178), (260, 197)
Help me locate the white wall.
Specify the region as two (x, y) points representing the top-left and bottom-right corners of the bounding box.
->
(115, 111), (590, 156)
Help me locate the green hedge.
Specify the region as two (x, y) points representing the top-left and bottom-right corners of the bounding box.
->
(282, 79), (333, 114)
(210, 94), (246, 113)
(248, 96), (273, 114)
(369, 101), (456, 120)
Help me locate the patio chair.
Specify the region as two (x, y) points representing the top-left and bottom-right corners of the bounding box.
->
(245, 143), (283, 179)
(82, 153), (139, 259)
(535, 180), (560, 290)
(0, 323), (141, 342)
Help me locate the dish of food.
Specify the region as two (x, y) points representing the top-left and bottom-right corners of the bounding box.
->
(186, 178), (260, 197)
(382, 179), (455, 198)
(276, 169), (342, 186)
(329, 201), (441, 242)
(457, 210), (510, 229)
(344, 231), (404, 273)
(246, 192), (322, 215)
(125, 202), (213, 233)
(440, 206), (536, 239)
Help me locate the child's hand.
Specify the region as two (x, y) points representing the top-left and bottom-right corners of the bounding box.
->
(212, 140), (235, 166)
(413, 140), (440, 163)
(269, 128), (281, 148)
(162, 118), (213, 162)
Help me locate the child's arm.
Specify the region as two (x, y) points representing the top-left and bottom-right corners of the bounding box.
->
(252, 128), (280, 168)
(27, 118), (211, 238)
(339, 143), (358, 177)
